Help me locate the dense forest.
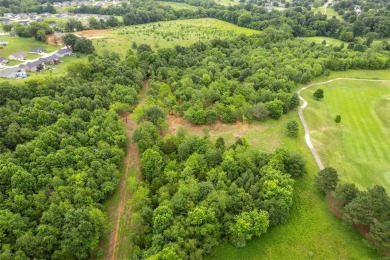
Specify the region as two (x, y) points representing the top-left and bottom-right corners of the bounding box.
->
(144, 33), (389, 124)
(0, 53), (145, 259)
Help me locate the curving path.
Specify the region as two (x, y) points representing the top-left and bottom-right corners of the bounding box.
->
(297, 77), (390, 170)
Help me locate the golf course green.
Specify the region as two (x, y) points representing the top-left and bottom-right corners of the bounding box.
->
(303, 79), (390, 192)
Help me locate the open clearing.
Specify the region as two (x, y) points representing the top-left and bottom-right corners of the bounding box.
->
(302, 78), (390, 192)
(299, 36), (345, 47)
(157, 1), (199, 10)
(76, 18), (259, 55)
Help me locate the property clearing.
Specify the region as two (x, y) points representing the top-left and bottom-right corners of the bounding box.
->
(76, 18), (259, 56)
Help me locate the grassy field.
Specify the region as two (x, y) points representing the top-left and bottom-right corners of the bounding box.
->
(157, 1), (199, 11)
(0, 35), (59, 58)
(302, 78), (390, 192)
(79, 18), (259, 56)
(215, 0), (240, 6)
(299, 36), (345, 47)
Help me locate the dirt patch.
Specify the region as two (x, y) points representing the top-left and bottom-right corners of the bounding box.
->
(47, 34), (62, 46)
(166, 114), (260, 139)
(76, 29), (111, 38)
(326, 193), (343, 218)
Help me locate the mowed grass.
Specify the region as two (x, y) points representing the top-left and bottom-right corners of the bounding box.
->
(208, 111), (380, 259)
(0, 35), (59, 58)
(86, 18), (259, 56)
(302, 79), (390, 192)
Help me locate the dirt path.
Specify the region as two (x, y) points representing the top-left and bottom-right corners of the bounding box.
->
(297, 78), (390, 170)
(106, 80), (149, 260)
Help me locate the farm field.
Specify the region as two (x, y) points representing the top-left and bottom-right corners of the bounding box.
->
(302, 78), (390, 192)
(157, 1), (199, 10)
(77, 18), (259, 55)
(0, 35), (59, 58)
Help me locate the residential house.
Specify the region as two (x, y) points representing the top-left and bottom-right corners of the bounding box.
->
(0, 18), (13, 25)
(36, 18), (44, 22)
(55, 48), (73, 57)
(0, 57), (8, 65)
(44, 54), (60, 65)
(0, 67), (27, 78)
(8, 52), (27, 61)
(18, 20), (29, 26)
(29, 47), (45, 54)
(0, 40), (8, 46)
(3, 13), (14, 18)
(22, 59), (45, 72)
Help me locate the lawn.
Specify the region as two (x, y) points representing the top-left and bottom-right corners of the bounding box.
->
(0, 35), (59, 58)
(299, 36), (346, 47)
(81, 18), (259, 56)
(302, 78), (390, 192)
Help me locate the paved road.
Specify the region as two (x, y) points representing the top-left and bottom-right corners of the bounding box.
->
(297, 77), (390, 170)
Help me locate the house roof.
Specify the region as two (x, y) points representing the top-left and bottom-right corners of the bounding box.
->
(30, 47), (45, 52)
(24, 59), (44, 68)
(10, 52), (27, 58)
(0, 57), (7, 62)
(56, 49), (72, 55)
(44, 54), (60, 62)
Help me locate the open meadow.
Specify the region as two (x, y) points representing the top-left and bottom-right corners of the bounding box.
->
(302, 77), (390, 192)
(76, 18), (259, 56)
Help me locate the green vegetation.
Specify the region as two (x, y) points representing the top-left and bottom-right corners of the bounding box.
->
(302, 79), (390, 192)
(375, 97), (390, 128)
(214, 0), (240, 6)
(300, 37), (346, 47)
(92, 18), (258, 55)
(0, 35), (59, 58)
(157, 1), (200, 10)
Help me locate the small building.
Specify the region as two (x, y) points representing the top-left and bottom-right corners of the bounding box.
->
(9, 31), (17, 37)
(44, 54), (60, 65)
(18, 20), (29, 26)
(22, 59), (45, 72)
(0, 57), (8, 65)
(0, 67), (27, 78)
(29, 47), (45, 54)
(55, 48), (73, 57)
(0, 18), (13, 25)
(9, 52), (27, 61)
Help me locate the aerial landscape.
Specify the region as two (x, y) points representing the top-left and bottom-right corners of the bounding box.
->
(0, 0), (389, 259)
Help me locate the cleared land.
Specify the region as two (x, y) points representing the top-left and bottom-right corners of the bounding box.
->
(302, 78), (390, 192)
(215, 0), (240, 6)
(0, 35), (59, 59)
(299, 36), (345, 47)
(157, 1), (199, 10)
(76, 18), (259, 55)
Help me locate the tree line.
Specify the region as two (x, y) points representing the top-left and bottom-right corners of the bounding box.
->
(315, 167), (390, 253)
(0, 51), (146, 259)
(137, 33), (389, 124)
